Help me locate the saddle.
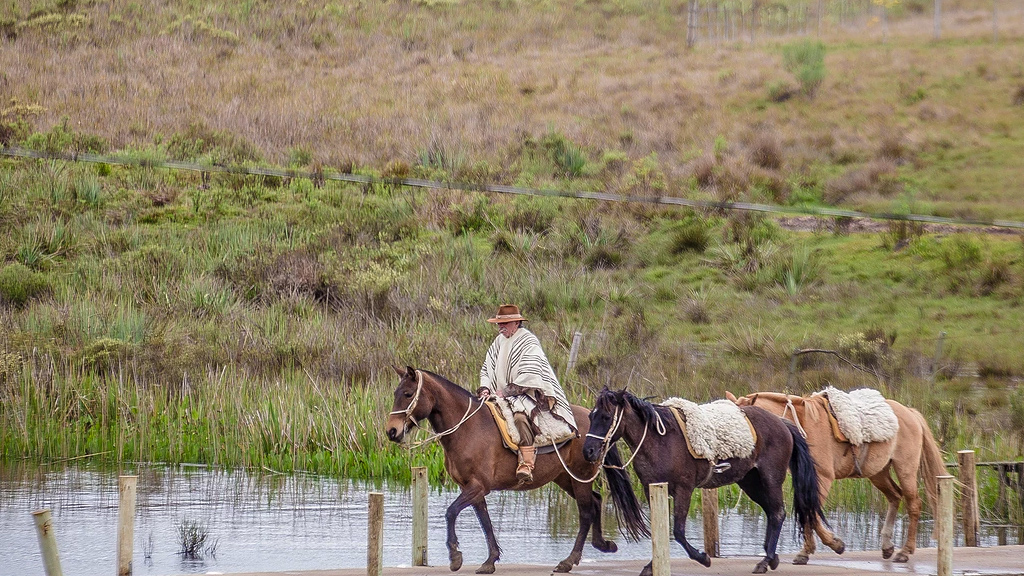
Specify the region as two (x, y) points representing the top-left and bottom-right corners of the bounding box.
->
(483, 400), (572, 455)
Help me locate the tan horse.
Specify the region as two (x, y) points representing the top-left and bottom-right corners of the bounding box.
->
(725, 390), (948, 564)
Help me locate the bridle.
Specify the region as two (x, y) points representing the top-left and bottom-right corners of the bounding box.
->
(581, 397), (666, 473)
(389, 369), (425, 432)
(389, 369), (485, 448)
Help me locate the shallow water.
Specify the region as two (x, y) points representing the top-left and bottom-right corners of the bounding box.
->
(0, 464), (1019, 576)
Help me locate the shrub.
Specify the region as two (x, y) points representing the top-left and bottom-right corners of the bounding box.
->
(78, 337), (134, 372)
(668, 217), (711, 254)
(542, 131), (587, 178)
(1013, 85), (1024, 107)
(0, 101), (44, 146)
(748, 132), (783, 170)
(165, 122), (260, 164)
(766, 80), (795, 103)
(0, 263), (52, 306)
(781, 40), (826, 97)
(25, 116), (107, 154)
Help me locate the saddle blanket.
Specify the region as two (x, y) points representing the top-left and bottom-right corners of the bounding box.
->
(814, 386), (898, 445)
(486, 397), (576, 451)
(662, 398), (756, 461)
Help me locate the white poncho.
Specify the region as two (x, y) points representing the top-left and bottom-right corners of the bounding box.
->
(479, 328), (577, 436)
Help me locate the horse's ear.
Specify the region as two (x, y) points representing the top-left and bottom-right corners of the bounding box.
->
(725, 391), (738, 402)
(406, 365), (416, 377)
(392, 365), (407, 377)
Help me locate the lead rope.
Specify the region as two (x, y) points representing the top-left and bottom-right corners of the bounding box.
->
(782, 396), (807, 438)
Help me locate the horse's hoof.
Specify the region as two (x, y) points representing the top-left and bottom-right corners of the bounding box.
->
(881, 546), (894, 560)
(893, 552), (909, 563)
(793, 554), (808, 566)
(832, 539), (846, 555)
(594, 540), (617, 553)
(698, 552), (712, 567)
(769, 555), (780, 570)
(475, 564), (495, 574)
(450, 552), (463, 572)
(554, 560), (573, 573)
(752, 561), (768, 574)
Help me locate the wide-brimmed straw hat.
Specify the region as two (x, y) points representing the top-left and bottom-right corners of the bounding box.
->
(486, 304), (526, 324)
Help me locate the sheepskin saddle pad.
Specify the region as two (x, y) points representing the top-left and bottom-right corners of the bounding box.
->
(814, 386), (898, 445)
(488, 397), (576, 451)
(662, 398), (756, 461)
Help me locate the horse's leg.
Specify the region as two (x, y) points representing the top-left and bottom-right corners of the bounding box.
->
(671, 485), (710, 567)
(550, 476), (597, 573)
(589, 490), (617, 553)
(796, 474), (845, 564)
(868, 467), (903, 560)
(445, 485), (487, 572)
(884, 461), (922, 563)
(738, 472), (785, 574)
(471, 500), (501, 574)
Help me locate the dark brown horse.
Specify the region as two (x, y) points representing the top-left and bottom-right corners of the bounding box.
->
(582, 388), (824, 575)
(385, 366), (648, 574)
(725, 390), (948, 564)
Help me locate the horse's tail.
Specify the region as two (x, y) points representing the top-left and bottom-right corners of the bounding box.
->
(603, 444), (650, 542)
(913, 407), (948, 514)
(786, 420), (825, 537)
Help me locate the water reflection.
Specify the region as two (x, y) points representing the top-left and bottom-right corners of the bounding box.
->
(0, 463), (1019, 576)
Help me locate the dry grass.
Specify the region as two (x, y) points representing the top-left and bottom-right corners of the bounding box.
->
(2, 1), (1023, 214)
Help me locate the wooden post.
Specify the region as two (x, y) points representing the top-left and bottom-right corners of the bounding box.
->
(566, 331), (583, 375)
(930, 332), (946, 383)
(117, 476), (138, 576)
(368, 493), (384, 576)
(937, 475), (954, 576)
(650, 483), (670, 576)
(32, 509), (63, 576)
(992, 0), (998, 41)
(956, 451), (979, 546)
(686, 0), (698, 48)
(411, 466), (428, 566)
(996, 464), (1008, 519)
(934, 0), (942, 39)
(701, 488), (719, 558)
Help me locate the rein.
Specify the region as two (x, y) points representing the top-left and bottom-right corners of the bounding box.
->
(390, 370), (486, 449)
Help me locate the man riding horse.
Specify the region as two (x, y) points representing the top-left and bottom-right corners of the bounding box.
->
(477, 304), (576, 484)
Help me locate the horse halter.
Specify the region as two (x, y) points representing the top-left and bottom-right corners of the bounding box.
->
(389, 369), (425, 432)
(585, 405), (625, 449)
(585, 398), (666, 471)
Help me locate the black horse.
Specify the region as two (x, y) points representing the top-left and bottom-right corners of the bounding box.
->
(582, 388), (824, 575)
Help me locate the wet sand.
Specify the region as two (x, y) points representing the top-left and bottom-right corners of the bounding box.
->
(218, 545), (1024, 576)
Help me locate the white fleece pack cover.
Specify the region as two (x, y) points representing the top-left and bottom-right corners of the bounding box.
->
(662, 398), (755, 461)
(816, 386), (899, 445)
(494, 397), (576, 446)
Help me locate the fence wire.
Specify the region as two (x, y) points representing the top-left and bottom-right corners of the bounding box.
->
(3, 146), (1024, 231)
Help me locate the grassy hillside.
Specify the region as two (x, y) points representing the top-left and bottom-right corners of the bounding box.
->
(1, 0), (1023, 490)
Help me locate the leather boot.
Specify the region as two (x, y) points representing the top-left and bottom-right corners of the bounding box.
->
(516, 445), (536, 484)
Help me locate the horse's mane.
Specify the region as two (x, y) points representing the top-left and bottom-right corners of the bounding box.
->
(597, 388), (666, 429)
(419, 368), (474, 398)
